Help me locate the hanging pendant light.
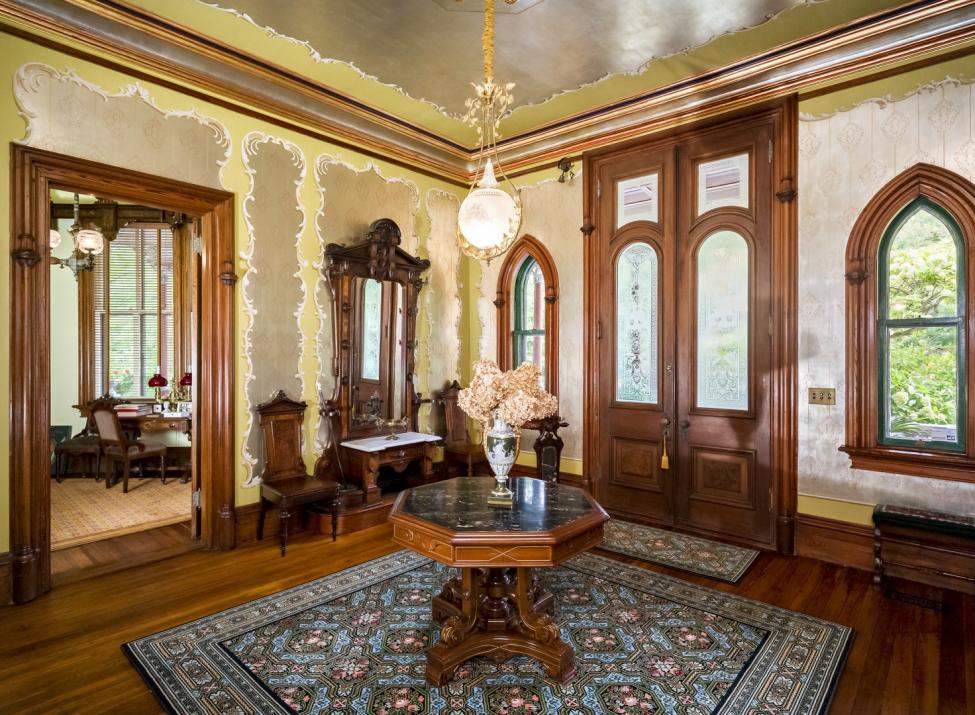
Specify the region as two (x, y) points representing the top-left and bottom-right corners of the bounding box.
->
(457, 0), (521, 262)
(69, 193), (105, 257)
(53, 193), (103, 277)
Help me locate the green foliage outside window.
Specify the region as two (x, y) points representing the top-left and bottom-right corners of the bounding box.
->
(880, 200), (965, 448)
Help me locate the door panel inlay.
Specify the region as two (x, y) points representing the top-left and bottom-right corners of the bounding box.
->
(615, 242), (659, 404)
(696, 231), (749, 411)
(690, 447), (755, 508)
(610, 437), (662, 493)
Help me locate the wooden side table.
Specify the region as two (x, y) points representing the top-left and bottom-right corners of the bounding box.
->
(389, 477), (608, 686)
(340, 432), (440, 504)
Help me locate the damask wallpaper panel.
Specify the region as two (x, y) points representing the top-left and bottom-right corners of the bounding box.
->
(424, 190), (462, 393)
(476, 177), (585, 461)
(241, 134), (306, 483)
(798, 77), (975, 514)
(14, 63), (229, 188)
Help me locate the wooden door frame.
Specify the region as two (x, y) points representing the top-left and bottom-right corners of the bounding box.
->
(582, 98), (798, 554)
(8, 144), (237, 604)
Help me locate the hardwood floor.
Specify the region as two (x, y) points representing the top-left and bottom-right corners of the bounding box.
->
(51, 521), (196, 586)
(1, 524), (972, 714)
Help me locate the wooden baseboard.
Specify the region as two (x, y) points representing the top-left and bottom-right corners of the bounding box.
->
(796, 513), (874, 571)
(0, 552), (10, 606)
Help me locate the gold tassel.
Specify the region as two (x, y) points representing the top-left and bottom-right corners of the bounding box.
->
(660, 433), (670, 470)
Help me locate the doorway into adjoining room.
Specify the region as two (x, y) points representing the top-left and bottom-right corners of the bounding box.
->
(9, 145), (236, 603)
(48, 191), (199, 560)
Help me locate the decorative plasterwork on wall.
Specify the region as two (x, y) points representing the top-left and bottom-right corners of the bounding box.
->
(241, 132), (307, 486)
(313, 156), (421, 447)
(10, 0), (973, 181)
(424, 189), (463, 392)
(14, 62), (230, 188)
(798, 77), (975, 512)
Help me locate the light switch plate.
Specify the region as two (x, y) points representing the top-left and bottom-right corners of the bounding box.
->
(808, 387), (836, 405)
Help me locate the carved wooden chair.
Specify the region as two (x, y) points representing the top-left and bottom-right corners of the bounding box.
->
(256, 390), (339, 556)
(438, 380), (489, 478)
(526, 415), (568, 483)
(90, 398), (167, 493)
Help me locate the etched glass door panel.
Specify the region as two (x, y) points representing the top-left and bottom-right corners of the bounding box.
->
(615, 242), (658, 403)
(361, 278), (382, 381)
(696, 231), (749, 410)
(617, 173), (659, 227)
(697, 153), (749, 216)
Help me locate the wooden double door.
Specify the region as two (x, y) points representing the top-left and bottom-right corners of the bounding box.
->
(587, 114), (777, 546)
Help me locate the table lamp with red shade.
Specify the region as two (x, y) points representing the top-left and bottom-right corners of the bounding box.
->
(148, 371), (168, 407)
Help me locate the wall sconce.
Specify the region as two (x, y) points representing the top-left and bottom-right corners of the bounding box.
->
(556, 157), (576, 183)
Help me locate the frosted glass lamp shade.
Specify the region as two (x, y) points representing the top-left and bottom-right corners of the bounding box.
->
(459, 187), (519, 250)
(458, 159), (520, 254)
(76, 228), (105, 255)
(49, 229), (62, 250)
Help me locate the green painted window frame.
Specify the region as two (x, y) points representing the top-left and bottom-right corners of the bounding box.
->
(876, 197), (967, 453)
(512, 257), (545, 369)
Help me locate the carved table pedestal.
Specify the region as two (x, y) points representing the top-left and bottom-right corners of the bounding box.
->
(389, 477), (608, 686)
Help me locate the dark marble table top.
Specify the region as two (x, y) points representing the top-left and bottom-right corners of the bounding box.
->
(395, 477), (598, 533)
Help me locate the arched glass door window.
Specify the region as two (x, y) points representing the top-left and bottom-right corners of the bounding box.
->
(513, 257), (546, 382)
(878, 198), (965, 451)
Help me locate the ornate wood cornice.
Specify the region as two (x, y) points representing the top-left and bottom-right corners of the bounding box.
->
(1, 0), (974, 183)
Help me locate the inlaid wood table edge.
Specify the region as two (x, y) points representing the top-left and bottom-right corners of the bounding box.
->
(388, 478), (609, 686)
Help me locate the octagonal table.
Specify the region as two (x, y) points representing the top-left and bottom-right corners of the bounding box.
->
(389, 476), (609, 686)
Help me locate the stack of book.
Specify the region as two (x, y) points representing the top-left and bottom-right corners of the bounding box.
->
(115, 403), (153, 417)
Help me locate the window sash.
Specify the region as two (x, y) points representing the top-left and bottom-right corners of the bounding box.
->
(513, 257), (545, 369)
(91, 224), (175, 399)
(877, 199), (967, 453)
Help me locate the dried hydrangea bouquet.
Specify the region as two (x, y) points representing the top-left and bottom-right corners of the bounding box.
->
(457, 360), (558, 502)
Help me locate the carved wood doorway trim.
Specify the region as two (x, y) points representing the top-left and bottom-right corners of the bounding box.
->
(8, 144), (237, 604)
(581, 98), (798, 554)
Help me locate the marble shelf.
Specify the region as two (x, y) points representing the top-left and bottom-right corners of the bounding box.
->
(340, 431), (441, 453)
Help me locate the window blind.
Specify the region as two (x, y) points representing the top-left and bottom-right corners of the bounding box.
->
(93, 225), (175, 398)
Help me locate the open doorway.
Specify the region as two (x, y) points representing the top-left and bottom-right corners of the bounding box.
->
(48, 191), (198, 560)
(9, 145), (236, 604)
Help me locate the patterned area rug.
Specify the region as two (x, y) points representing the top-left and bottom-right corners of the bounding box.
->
(124, 551), (850, 714)
(51, 477), (191, 549)
(600, 520), (760, 583)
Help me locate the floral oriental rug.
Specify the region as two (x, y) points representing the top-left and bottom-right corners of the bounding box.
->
(124, 550), (849, 714)
(600, 520), (761, 583)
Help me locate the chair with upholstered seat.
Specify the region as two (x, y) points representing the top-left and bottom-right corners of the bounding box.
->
(438, 380), (488, 478)
(90, 398), (167, 493)
(256, 390), (339, 556)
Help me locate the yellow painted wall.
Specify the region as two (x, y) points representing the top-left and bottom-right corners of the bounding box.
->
(0, 30), (466, 553)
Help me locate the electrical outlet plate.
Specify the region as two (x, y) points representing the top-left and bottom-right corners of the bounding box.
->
(808, 387), (836, 405)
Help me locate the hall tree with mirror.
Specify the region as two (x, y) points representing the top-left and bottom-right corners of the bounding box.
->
(47, 188), (202, 577)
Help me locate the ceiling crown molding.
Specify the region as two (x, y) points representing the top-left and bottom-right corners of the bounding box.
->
(2, 0), (974, 184)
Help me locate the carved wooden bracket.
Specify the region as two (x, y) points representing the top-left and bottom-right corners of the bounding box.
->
(11, 233), (41, 267)
(580, 223), (596, 237)
(219, 260), (238, 286)
(845, 269), (869, 284)
(775, 178), (798, 203)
